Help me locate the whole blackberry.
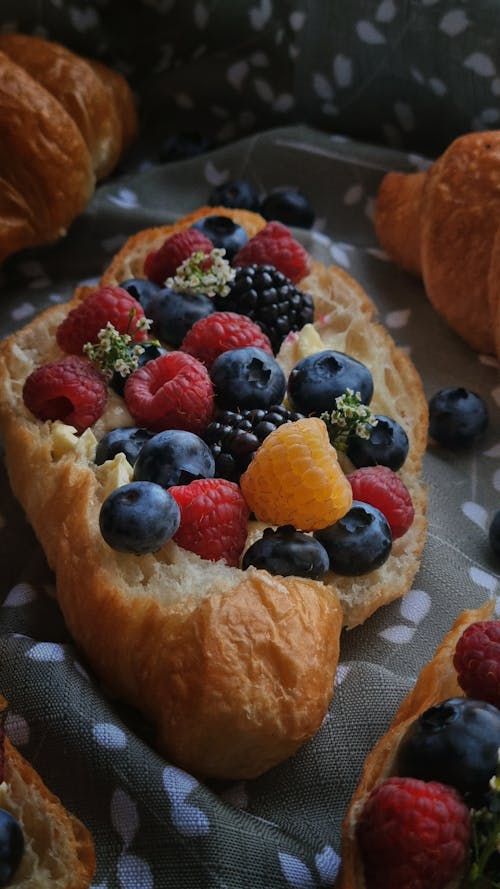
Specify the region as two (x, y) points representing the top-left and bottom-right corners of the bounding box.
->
(204, 405), (303, 482)
(217, 264), (314, 353)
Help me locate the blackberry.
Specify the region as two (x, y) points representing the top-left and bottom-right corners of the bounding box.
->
(217, 264), (314, 353)
(204, 405), (303, 482)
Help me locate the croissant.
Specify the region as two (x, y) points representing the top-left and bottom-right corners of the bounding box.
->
(374, 131), (500, 360)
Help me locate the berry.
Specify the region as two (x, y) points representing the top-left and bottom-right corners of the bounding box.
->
(233, 222), (310, 284)
(118, 278), (163, 313)
(110, 342), (167, 397)
(159, 132), (212, 163)
(208, 179), (260, 211)
(143, 229), (213, 286)
(169, 478), (249, 567)
(287, 350), (374, 415)
(490, 509), (500, 559)
(346, 414), (409, 471)
(428, 387), (489, 448)
(134, 429), (215, 489)
(191, 216), (249, 261)
(95, 427), (153, 467)
(453, 620), (500, 709)
(260, 189), (315, 229)
(204, 404), (304, 483)
(99, 481), (180, 554)
(357, 777), (470, 889)
(125, 352), (213, 435)
(147, 286), (215, 347)
(346, 466), (414, 539)
(210, 346), (286, 411)
(240, 417), (352, 531)
(181, 311), (272, 369)
(0, 809), (24, 886)
(56, 287), (148, 355)
(218, 264), (314, 353)
(395, 697), (500, 806)
(242, 525), (329, 580)
(314, 501), (392, 575)
(22, 356), (107, 433)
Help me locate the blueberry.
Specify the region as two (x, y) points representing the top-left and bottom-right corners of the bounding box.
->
(346, 415), (409, 471)
(314, 501), (392, 575)
(134, 429), (215, 489)
(95, 427), (153, 467)
(190, 216), (248, 261)
(118, 278), (163, 314)
(99, 481), (180, 554)
(109, 342), (168, 397)
(428, 387), (489, 448)
(396, 697), (500, 806)
(158, 132), (212, 163)
(208, 179), (260, 211)
(210, 347), (286, 410)
(147, 286), (215, 347)
(260, 189), (315, 229)
(287, 350), (374, 415)
(242, 525), (330, 580)
(489, 510), (500, 559)
(0, 809), (23, 886)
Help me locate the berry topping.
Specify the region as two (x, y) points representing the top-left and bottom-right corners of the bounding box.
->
(22, 356), (107, 433)
(180, 311), (273, 370)
(109, 342), (167, 397)
(453, 620), (500, 709)
(314, 501), (392, 576)
(143, 229), (213, 285)
(357, 777), (471, 889)
(191, 216), (249, 261)
(242, 525), (330, 580)
(346, 414), (409, 471)
(347, 465), (414, 539)
(208, 179), (260, 211)
(169, 478), (249, 567)
(148, 287), (215, 348)
(233, 222), (310, 284)
(218, 264), (314, 353)
(95, 427), (153, 467)
(124, 352), (214, 435)
(260, 189), (315, 229)
(99, 481), (180, 554)
(118, 278), (163, 313)
(490, 509), (500, 559)
(56, 287), (148, 355)
(240, 417), (352, 531)
(287, 350), (374, 415)
(134, 430), (215, 489)
(0, 808), (24, 887)
(210, 346), (286, 411)
(428, 387), (489, 448)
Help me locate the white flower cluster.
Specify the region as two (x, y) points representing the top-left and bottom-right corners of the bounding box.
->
(332, 389), (378, 440)
(83, 317), (153, 378)
(166, 248), (236, 298)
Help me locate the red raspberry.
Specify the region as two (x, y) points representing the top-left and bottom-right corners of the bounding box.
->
(143, 229), (213, 285)
(124, 351), (213, 435)
(357, 777), (471, 889)
(22, 356), (107, 433)
(453, 620), (500, 708)
(169, 478), (249, 567)
(233, 221), (310, 283)
(180, 311), (273, 369)
(56, 287), (148, 355)
(346, 465), (414, 539)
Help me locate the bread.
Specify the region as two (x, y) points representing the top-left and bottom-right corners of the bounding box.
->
(0, 695), (95, 888)
(336, 600), (494, 888)
(374, 131), (500, 359)
(0, 207), (427, 779)
(0, 33), (137, 264)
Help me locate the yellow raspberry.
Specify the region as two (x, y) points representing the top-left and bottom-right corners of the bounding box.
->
(240, 417), (352, 531)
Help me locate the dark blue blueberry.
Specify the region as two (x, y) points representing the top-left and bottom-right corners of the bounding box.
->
(158, 132), (212, 163)
(109, 342), (168, 397)
(314, 501), (392, 576)
(118, 278), (163, 314)
(396, 697), (500, 806)
(99, 481), (180, 554)
(0, 809), (23, 887)
(489, 509), (500, 559)
(208, 179), (260, 211)
(287, 350), (374, 415)
(428, 387), (489, 448)
(242, 525), (329, 580)
(346, 415), (409, 471)
(134, 429), (215, 489)
(190, 216), (248, 261)
(95, 427), (153, 467)
(210, 347), (286, 410)
(260, 189), (315, 229)
(147, 287), (215, 347)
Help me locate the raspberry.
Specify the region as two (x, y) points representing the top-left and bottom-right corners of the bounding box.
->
(346, 465), (414, 539)
(453, 620), (500, 708)
(143, 229), (213, 285)
(240, 417), (352, 531)
(169, 478), (249, 567)
(357, 777), (471, 889)
(180, 311), (273, 369)
(56, 287), (148, 355)
(124, 352), (214, 435)
(22, 356), (107, 433)
(232, 221), (310, 284)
